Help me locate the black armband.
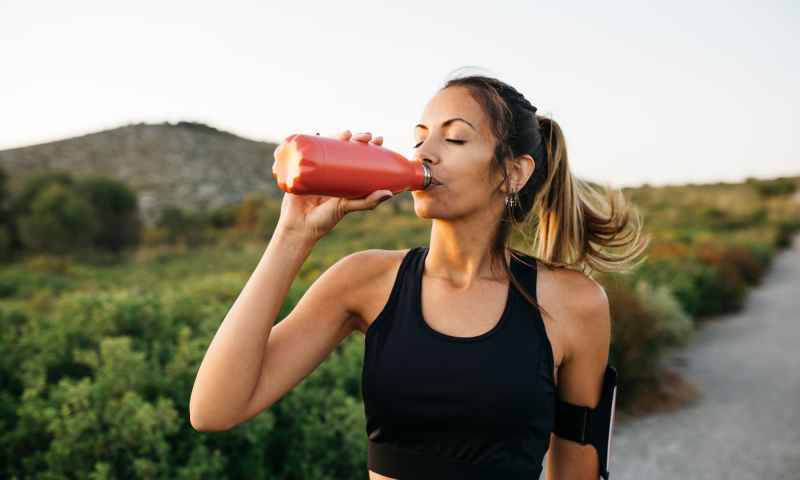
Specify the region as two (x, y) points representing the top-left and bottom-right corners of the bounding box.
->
(552, 363), (618, 480)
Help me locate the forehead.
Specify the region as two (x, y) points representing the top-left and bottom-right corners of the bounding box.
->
(418, 86), (486, 129)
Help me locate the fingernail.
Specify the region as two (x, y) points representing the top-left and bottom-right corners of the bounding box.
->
(379, 195), (392, 202)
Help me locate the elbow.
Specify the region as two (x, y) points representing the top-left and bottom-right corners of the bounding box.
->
(190, 412), (209, 432)
(190, 411), (231, 433)
(189, 409), (214, 432)
(190, 404), (235, 433)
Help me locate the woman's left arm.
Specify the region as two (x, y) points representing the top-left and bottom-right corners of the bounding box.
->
(545, 277), (611, 480)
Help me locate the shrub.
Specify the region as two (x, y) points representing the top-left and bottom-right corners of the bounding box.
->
(157, 206), (211, 246)
(234, 193), (266, 234)
(208, 202), (240, 229)
(608, 283), (662, 403)
(23, 254), (76, 275)
(0, 228), (9, 262)
(76, 176), (142, 252)
(0, 275), (367, 479)
(18, 183), (102, 254)
(257, 197), (283, 240)
(748, 177), (797, 198)
(634, 280), (694, 347)
(14, 169), (75, 215)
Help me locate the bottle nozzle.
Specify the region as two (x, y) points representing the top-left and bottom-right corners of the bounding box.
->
(419, 163), (432, 189)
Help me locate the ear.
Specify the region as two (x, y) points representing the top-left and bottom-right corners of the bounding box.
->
(503, 154), (535, 193)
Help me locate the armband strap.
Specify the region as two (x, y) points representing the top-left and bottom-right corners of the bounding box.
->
(552, 363), (618, 480)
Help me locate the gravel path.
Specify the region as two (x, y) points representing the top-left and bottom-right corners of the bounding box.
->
(607, 227), (800, 478)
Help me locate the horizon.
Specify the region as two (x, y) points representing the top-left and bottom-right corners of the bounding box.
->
(3, 118), (795, 191)
(1, 0), (798, 189)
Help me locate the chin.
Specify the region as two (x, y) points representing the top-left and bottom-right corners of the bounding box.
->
(411, 194), (435, 218)
(411, 196), (450, 220)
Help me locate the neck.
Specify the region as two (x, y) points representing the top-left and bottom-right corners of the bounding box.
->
(427, 217), (510, 290)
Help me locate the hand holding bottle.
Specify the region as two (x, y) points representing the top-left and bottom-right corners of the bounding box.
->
(275, 130), (394, 243)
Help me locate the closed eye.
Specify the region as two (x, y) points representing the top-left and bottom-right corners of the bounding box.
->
(413, 140), (465, 148)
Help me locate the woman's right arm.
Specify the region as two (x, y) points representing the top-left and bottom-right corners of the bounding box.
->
(189, 130), (392, 432)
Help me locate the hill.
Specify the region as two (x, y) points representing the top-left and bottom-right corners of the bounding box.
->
(0, 122), (282, 226)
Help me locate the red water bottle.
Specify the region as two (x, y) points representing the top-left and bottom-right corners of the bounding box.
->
(272, 133), (432, 198)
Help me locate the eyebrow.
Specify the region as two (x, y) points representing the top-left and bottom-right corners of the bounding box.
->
(415, 118), (475, 132)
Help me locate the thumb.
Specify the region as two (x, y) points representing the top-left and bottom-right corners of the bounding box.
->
(377, 191), (393, 204)
(370, 190), (394, 210)
(341, 190), (393, 214)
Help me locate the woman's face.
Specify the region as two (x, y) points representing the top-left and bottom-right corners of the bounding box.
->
(411, 86), (505, 220)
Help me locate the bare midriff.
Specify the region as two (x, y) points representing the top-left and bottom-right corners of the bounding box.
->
(368, 470), (397, 480)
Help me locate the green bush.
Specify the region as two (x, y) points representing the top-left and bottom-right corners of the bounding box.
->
(748, 177), (798, 198)
(0, 273), (368, 479)
(208, 203), (240, 229)
(14, 169), (76, 215)
(608, 283), (662, 402)
(1, 174), (798, 476)
(607, 278), (693, 405)
(634, 280), (694, 347)
(77, 176), (142, 252)
(157, 206), (211, 246)
(18, 183), (102, 254)
(0, 228), (9, 262)
(256, 197), (283, 240)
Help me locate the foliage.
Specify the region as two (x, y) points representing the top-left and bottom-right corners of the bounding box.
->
(77, 176), (142, 252)
(0, 175), (799, 476)
(0, 228), (9, 262)
(14, 169), (76, 216)
(256, 197), (283, 240)
(18, 183), (102, 254)
(634, 280), (694, 347)
(156, 206), (212, 246)
(0, 277), (366, 479)
(6, 170), (146, 258)
(746, 176), (798, 198)
(234, 193), (265, 235)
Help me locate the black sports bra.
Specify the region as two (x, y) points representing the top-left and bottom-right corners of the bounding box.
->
(361, 246), (557, 479)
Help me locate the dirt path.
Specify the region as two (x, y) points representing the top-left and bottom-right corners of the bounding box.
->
(607, 225), (800, 478)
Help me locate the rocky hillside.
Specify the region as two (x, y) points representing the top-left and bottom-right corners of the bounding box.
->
(0, 122), (282, 226)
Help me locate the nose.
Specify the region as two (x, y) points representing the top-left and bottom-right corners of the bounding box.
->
(413, 144), (438, 166)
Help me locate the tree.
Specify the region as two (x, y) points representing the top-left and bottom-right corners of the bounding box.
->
(76, 176), (142, 252)
(18, 183), (101, 254)
(15, 169), (75, 215)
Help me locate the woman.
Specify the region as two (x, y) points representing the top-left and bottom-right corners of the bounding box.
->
(190, 70), (649, 480)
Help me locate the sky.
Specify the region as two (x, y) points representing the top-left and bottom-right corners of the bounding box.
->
(0, 0), (798, 188)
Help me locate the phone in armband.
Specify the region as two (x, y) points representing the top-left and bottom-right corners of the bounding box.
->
(552, 363), (618, 479)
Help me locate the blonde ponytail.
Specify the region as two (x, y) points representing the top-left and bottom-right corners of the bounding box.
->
(532, 115), (650, 276)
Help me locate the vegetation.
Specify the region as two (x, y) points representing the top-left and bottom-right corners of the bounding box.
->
(2, 170), (141, 258)
(0, 163), (798, 478)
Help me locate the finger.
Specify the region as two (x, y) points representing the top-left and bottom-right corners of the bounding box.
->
(341, 190), (393, 214)
(333, 130), (352, 140)
(370, 135), (384, 146)
(352, 132), (372, 143)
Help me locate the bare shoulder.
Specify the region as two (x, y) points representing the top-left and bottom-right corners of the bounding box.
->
(536, 263), (610, 368)
(539, 263), (607, 316)
(539, 263), (610, 407)
(557, 267), (607, 314)
(337, 248), (412, 337)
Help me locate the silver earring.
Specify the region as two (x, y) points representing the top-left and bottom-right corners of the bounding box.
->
(505, 190), (519, 207)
